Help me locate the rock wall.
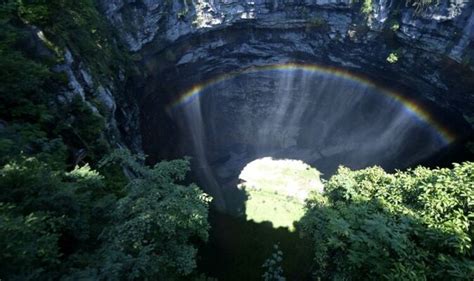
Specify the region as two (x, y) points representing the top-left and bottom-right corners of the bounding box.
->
(31, 28), (143, 155)
(96, 0), (474, 209)
(100, 0), (473, 63)
(55, 48), (142, 154)
(97, 0), (474, 163)
(99, 0), (473, 109)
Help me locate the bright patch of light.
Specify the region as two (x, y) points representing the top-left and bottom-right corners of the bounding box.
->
(238, 157), (323, 230)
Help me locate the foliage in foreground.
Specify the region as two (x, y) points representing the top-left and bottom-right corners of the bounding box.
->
(0, 1), (213, 279)
(262, 244), (286, 281)
(300, 162), (474, 280)
(0, 151), (210, 280)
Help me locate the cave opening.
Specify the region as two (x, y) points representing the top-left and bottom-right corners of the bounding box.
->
(141, 61), (469, 212)
(134, 27), (473, 280)
(137, 27), (472, 209)
(176, 66), (445, 209)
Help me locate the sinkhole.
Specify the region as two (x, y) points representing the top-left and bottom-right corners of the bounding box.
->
(136, 50), (472, 279)
(161, 63), (459, 212)
(127, 14), (474, 281)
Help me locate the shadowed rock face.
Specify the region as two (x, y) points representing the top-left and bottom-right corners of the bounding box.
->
(138, 25), (472, 163)
(98, 1), (474, 209)
(97, 0), (474, 129)
(174, 70), (445, 172)
(100, 0), (474, 64)
(168, 69), (453, 210)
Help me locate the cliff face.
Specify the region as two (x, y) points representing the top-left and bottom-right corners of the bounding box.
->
(97, 0), (473, 164)
(98, 0), (473, 113)
(100, 0), (473, 62)
(0, 4), (143, 165)
(94, 0), (474, 209)
(53, 47), (139, 149)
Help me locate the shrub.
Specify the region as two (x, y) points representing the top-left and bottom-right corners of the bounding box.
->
(0, 203), (62, 280)
(262, 244), (286, 281)
(299, 163), (474, 280)
(361, 0), (373, 15)
(406, 0), (439, 14)
(387, 52), (399, 63)
(390, 20), (400, 31)
(0, 151), (211, 280)
(89, 150), (211, 280)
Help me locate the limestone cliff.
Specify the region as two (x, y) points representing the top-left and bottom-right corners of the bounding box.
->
(94, 1), (473, 166)
(98, 0), (473, 120)
(100, 0), (473, 64)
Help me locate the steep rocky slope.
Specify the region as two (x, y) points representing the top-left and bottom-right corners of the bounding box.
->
(100, 0), (473, 64)
(94, 0), (474, 210)
(97, 0), (473, 160)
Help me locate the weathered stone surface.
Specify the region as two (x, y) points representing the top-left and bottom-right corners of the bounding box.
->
(51, 43), (141, 153)
(96, 0), (473, 155)
(98, 1), (474, 132)
(94, 0), (473, 210)
(99, 0), (473, 63)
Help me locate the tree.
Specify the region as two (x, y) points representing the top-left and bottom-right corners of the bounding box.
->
(71, 150), (211, 280)
(262, 244), (286, 281)
(0, 150), (211, 280)
(299, 163), (474, 280)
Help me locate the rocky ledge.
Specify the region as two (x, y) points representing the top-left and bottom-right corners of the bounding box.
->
(97, 0), (474, 164)
(100, 0), (473, 64)
(94, 0), (473, 210)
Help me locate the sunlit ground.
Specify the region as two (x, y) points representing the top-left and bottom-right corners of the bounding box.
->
(238, 157), (323, 229)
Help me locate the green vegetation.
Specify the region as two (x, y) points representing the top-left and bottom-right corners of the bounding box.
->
(0, 1), (210, 280)
(358, 0), (439, 17)
(92, 151), (210, 280)
(0, 151), (210, 280)
(300, 163), (474, 280)
(390, 20), (400, 31)
(238, 158), (322, 229)
(243, 189), (305, 229)
(16, 0), (129, 80)
(387, 52), (399, 63)
(200, 162), (474, 280)
(1, 0), (473, 280)
(262, 244), (286, 281)
(361, 0), (373, 15)
(0, 0), (129, 166)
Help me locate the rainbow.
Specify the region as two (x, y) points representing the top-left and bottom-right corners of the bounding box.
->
(168, 63), (456, 144)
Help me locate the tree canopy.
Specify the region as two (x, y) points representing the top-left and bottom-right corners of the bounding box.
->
(0, 151), (210, 280)
(300, 163), (474, 280)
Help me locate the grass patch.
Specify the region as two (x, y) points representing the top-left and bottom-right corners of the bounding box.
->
(239, 158), (323, 230)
